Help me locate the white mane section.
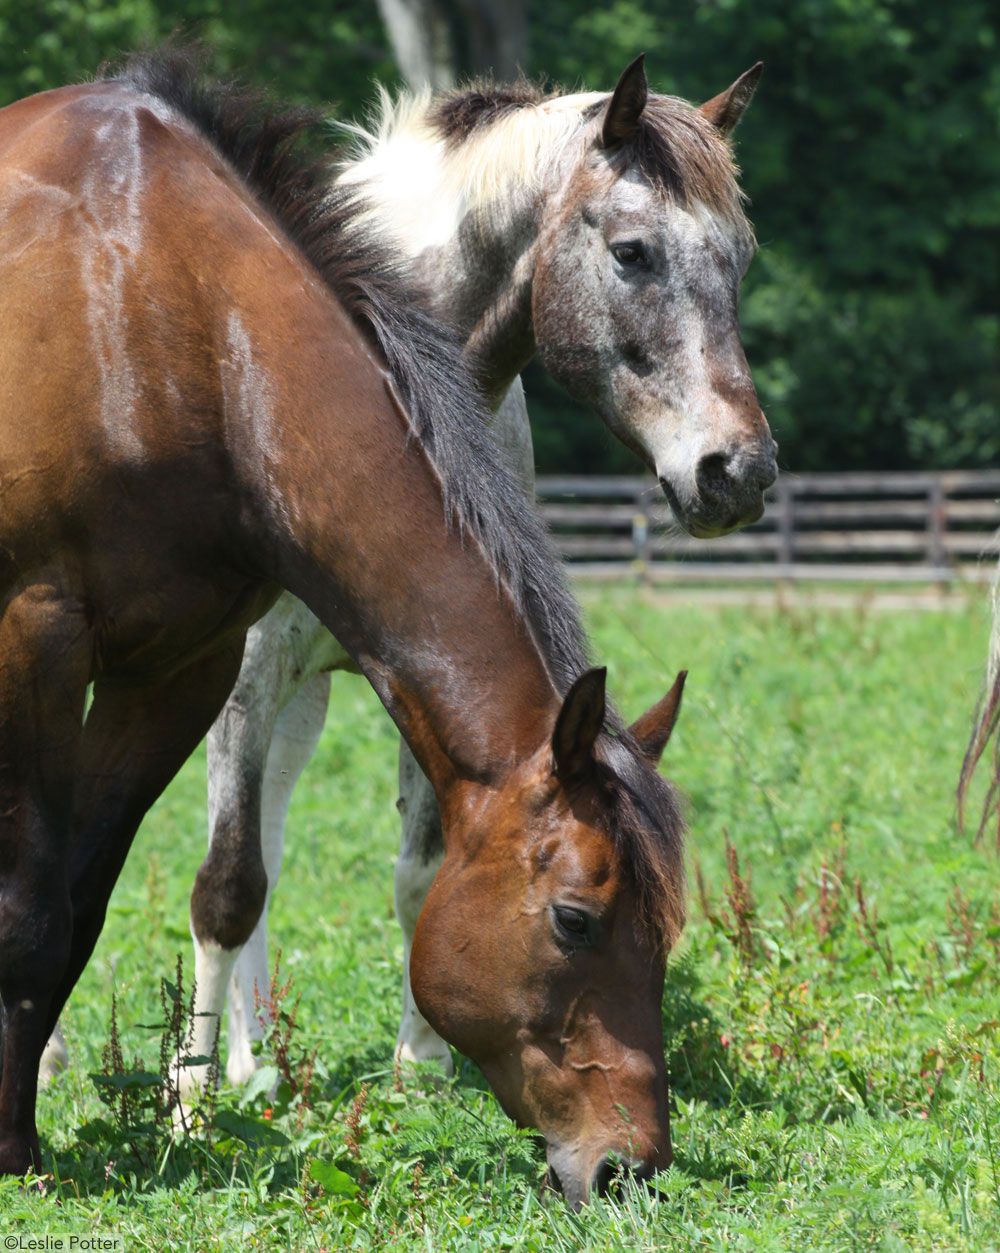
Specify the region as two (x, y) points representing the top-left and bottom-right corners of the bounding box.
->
(336, 86), (603, 257)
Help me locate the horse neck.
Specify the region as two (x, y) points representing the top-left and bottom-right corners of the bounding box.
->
(416, 212), (538, 408)
(232, 291), (561, 803)
(339, 102), (584, 407)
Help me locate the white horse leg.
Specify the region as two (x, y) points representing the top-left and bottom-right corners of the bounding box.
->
(179, 595), (342, 1103)
(225, 671), (331, 1086)
(38, 1021), (68, 1087)
(179, 674), (280, 1102)
(394, 740), (450, 1072)
(178, 937), (241, 1101)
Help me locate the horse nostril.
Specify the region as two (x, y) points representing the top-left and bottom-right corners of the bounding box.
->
(592, 1152), (647, 1197)
(591, 1155), (620, 1197)
(696, 451), (733, 502)
(696, 445), (777, 505)
(620, 341), (652, 377)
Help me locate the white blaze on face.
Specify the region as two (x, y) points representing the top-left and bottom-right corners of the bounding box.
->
(601, 183), (756, 486)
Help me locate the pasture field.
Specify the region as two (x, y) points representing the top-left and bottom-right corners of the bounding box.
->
(2, 583), (999, 1250)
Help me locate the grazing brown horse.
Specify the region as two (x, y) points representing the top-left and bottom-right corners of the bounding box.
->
(131, 53), (771, 1101)
(0, 50), (685, 1205)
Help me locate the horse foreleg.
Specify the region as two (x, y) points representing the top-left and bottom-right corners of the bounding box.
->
(185, 598), (341, 1100)
(182, 646), (284, 1103)
(0, 593), (89, 1175)
(223, 671), (330, 1086)
(45, 647), (246, 1050)
(394, 741), (450, 1072)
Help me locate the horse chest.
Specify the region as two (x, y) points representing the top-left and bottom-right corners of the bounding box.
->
(90, 576), (279, 686)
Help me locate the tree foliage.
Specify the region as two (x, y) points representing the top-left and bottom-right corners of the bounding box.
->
(0, 1), (395, 115)
(1, 0), (996, 473)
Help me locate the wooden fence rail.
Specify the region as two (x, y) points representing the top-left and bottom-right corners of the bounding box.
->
(535, 470), (1000, 582)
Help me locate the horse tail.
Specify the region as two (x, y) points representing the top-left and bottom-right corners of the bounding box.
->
(959, 553), (1000, 848)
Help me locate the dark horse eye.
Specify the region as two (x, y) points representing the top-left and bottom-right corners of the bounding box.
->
(553, 905), (591, 944)
(611, 241), (648, 269)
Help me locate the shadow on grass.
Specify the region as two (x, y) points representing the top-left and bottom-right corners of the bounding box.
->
(41, 959), (777, 1200)
(39, 1039), (399, 1199)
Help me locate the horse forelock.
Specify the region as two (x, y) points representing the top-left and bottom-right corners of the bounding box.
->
(104, 44), (592, 702)
(429, 77), (552, 142)
(621, 97), (754, 241)
(595, 734), (687, 957)
(338, 80), (600, 244)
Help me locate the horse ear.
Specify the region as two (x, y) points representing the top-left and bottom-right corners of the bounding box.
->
(552, 667), (607, 779)
(698, 62), (763, 136)
(628, 670), (687, 766)
(601, 54), (648, 147)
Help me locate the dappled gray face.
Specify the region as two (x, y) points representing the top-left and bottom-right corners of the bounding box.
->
(532, 156), (777, 538)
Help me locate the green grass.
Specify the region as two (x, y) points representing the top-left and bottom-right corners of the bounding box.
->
(4, 583), (1000, 1250)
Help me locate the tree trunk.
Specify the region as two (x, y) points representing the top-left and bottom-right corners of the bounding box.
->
(375, 0), (456, 88)
(376, 0), (527, 88)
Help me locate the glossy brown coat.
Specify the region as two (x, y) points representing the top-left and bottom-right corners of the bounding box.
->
(0, 54), (685, 1206)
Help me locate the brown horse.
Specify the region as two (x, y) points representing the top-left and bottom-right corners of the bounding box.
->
(0, 49), (685, 1205)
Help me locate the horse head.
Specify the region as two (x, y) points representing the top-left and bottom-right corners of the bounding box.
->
(409, 668), (687, 1208)
(531, 57), (777, 537)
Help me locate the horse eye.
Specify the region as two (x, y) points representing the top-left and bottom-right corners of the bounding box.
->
(611, 241), (648, 269)
(553, 905), (591, 944)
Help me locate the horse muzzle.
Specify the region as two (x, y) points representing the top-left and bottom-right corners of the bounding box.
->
(545, 1143), (665, 1211)
(660, 436), (778, 538)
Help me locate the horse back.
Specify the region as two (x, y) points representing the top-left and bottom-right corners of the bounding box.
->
(0, 82), (315, 681)
(0, 77), (509, 691)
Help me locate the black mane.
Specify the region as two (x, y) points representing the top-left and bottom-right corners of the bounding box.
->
(107, 45), (684, 951)
(429, 77), (548, 144)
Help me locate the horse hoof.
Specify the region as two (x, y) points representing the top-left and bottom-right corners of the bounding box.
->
(394, 1040), (454, 1080)
(225, 1051), (263, 1090)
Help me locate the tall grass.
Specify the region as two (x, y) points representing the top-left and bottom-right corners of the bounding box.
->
(5, 585), (999, 1250)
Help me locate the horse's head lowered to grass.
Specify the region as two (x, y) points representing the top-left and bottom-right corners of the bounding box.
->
(410, 670), (688, 1207)
(0, 47), (687, 1206)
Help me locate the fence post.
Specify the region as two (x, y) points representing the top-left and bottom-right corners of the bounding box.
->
(632, 483), (650, 581)
(927, 475), (948, 584)
(776, 477), (795, 577)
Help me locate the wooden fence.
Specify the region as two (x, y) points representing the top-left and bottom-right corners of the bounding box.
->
(535, 470), (1000, 582)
